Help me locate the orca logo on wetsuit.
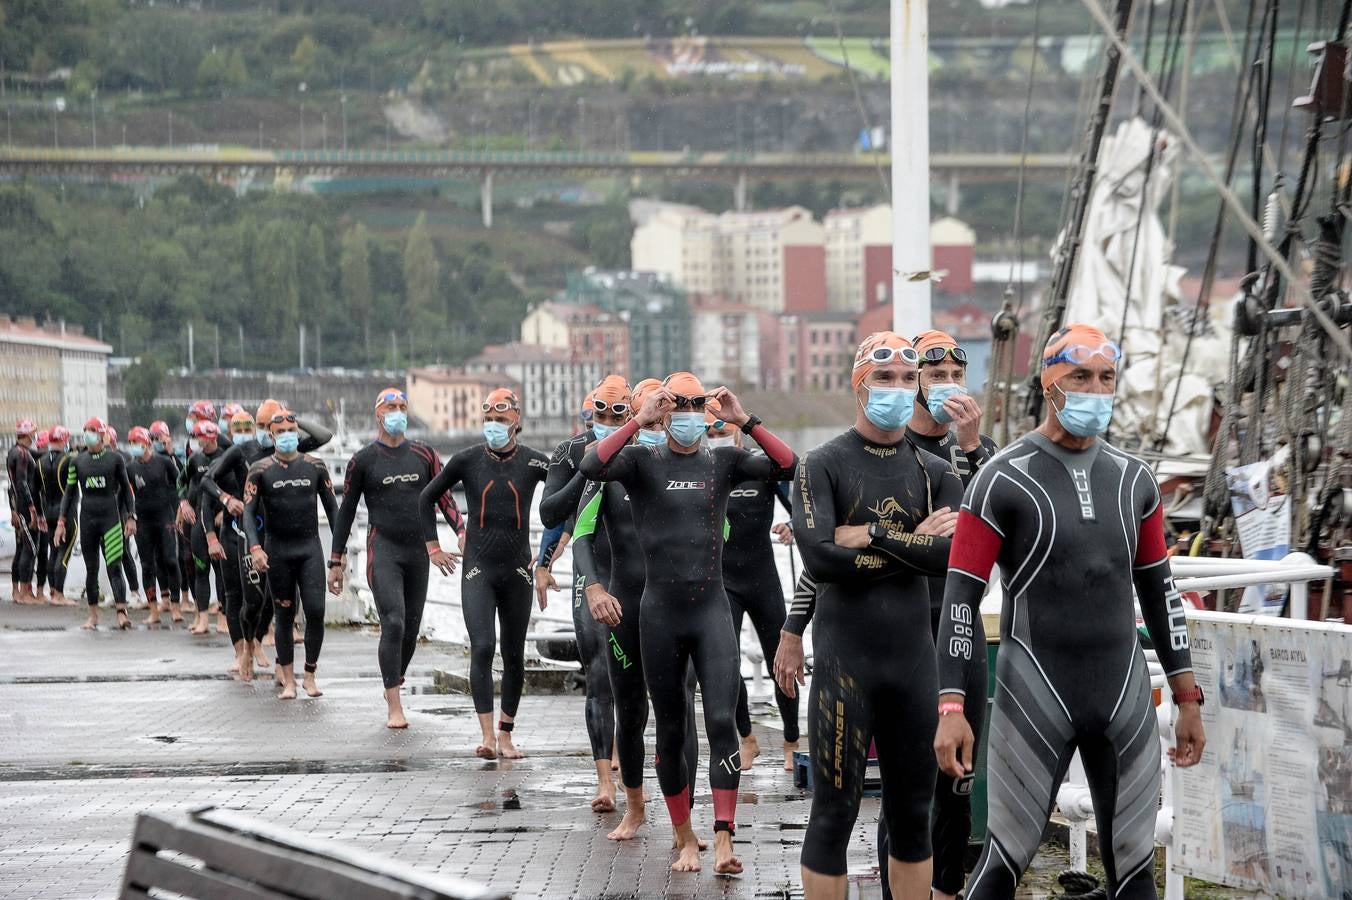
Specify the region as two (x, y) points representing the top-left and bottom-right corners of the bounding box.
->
(381, 473), (419, 485)
(274, 478), (313, 488)
(729, 488), (760, 498)
(666, 480), (706, 490)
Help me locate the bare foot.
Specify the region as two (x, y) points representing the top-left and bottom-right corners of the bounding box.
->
(49, 591), (76, 607)
(591, 784), (616, 813)
(252, 646), (272, 668)
(497, 733), (525, 759)
(278, 681), (297, 700)
(169, 604), (184, 624)
(387, 710), (409, 729)
(238, 652), (254, 683)
(740, 733), (760, 772)
(215, 612), (227, 634)
(784, 740), (799, 772)
(671, 834), (702, 872)
(474, 742), (497, 760)
(189, 613), (209, 635)
(713, 831), (743, 875)
(228, 659), (241, 679)
(608, 808), (645, 840)
(263, 629), (275, 647)
(144, 609), (161, 626)
(671, 833), (709, 851)
(116, 609), (132, 630)
(81, 615), (98, 631)
(302, 672), (322, 698)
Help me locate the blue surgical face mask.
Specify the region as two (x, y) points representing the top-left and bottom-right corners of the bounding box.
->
(184, 418), (195, 434)
(257, 431), (273, 450)
(154, 442), (168, 454)
(590, 421), (618, 441)
(862, 386), (916, 431)
(637, 428), (666, 446)
(130, 444), (148, 459)
(233, 431), (255, 444)
(383, 411), (408, 436)
(667, 412), (706, 447)
(274, 431), (300, 454)
(1054, 386), (1114, 437)
(483, 421), (512, 450)
(84, 430), (100, 447)
(218, 418), (230, 435)
(925, 383), (966, 425)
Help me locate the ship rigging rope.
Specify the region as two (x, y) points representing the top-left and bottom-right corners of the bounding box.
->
(1079, 0), (1352, 361)
(1007, 0), (1044, 308)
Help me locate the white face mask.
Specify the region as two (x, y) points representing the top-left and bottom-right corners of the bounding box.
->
(707, 435), (736, 449)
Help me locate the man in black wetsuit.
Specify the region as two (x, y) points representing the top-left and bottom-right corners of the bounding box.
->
(574, 376), (702, 842)
(329, 388), (465, 729)
(127, 426), (181, 625)
(8, 419), (42, 604)
(540, 376), (625, 814)
(202, 399), (334, 678)
(36, 426), (77, 607)
(55, 418), (137, 631)
(245, 409), (337, 701)
(791, 332), (964, 900)
(105, 425), (145, 604)
(934, 324), (1205, 899)
(419, 387), (550, 760)
(146, 421), (185, 622)
(703, 410), (801, 773)
(581, 373), (797, 876)
(181, 420), (227, 635)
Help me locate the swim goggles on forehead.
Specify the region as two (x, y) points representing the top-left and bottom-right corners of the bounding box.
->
(672, 394), (710, 410)
(856, 345), (920, 367)
(1043, 341), (1123, 368)
(482, 399), (519, 413)
(592, 398), (629, 414)
(376, 390), (407, 406)
(230, 420), (255, 432)
(268, 413), (297, 425)
(916, 345), (968, 364)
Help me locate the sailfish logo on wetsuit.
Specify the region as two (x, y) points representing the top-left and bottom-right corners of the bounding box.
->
(868, 497), (904, 520)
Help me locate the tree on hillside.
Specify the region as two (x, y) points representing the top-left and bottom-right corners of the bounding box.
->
(339, 223), (373, 363)
(402, 212), (439, 318)
(253, 220), (301, 341)
(124, 355), (165, 424)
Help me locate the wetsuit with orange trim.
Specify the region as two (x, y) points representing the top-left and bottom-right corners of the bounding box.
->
(579, 418), (797, 836)
(417, 442), (550, 721)
(791, 428), (963, 877)
(331, 438), (465, 689)
(936, 433), (1192, 899)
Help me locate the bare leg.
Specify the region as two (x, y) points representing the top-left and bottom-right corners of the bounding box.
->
(740, 732), (761, 771)
(713, 829), (743, 876)
(671, 821), (703, 872)
(474, 712), (497, 759)
(888, 856), (932, 900)
(608, 786), (646, 841)
(385, 685), (408, 729)
(591, 759), (616, 813)
(277, 663), (297, 699)
(497, 715), (525, 759)
(784, 739), (799, 772)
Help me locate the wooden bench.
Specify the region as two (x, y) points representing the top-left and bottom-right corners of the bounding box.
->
(120, 806), (508, 900)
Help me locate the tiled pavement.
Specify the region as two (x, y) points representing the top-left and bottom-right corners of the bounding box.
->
(0, 604), (886, 899)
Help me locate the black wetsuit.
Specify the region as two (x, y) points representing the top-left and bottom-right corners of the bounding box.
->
(37, 449), (73, 594)
(580, 420), (797, 831)
(201, 421), (332, 645)
(243, 452), (337, 672)
(723, 470), (800, 744)
(572, 473), (701, 795)
(59, 448), (136, 607)
(112, 449), (141, 595)
(418, 442), (550, 721)
(7, 442), (39, 589)
(183, 445), (227, 613)
(128, 451), (181, 602)
(330, 439), (465, 690)
(541, 430), (616, 764)
(936, 434), (1192, 899)
(791, 428), (962, 875)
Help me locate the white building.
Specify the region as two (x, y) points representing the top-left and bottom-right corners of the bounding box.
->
(688, 298), (765, 389)
(0, 316), (112, 436)
(824, 204), (893, 313)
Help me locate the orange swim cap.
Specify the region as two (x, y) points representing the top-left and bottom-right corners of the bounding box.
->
(851, 332), (918, 392)
(631, 378), (662, 409)
(483, 387), (521, 420)
(256, 398), (282, 426)
(913, 329), (961, 363)
(662, 372), (706, 402)
(1040, 323), (1117, 390)
(592, 375), (631, 411)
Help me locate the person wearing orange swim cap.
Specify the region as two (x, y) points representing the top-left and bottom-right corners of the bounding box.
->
(580, 374), (798, 875)
(126, 419), (182, 624)
(792, 329), (967, 900)
(419, 386), (550, 760)
(536, 373), (632, 813)
(8, 418), (41, 603)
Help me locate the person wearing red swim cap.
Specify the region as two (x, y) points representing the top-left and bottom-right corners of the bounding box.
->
(126, 424), (182, 626)
(419, 387), (550, 760)
(580, 374), (797, 876)
(34, 426), (77, 607)
(8, 418), (42, 604)
(179, 420), (227, 635)
(933, 323), (1204, 899)
(56, 418), (138, 631)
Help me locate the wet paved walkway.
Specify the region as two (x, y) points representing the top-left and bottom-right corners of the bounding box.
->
(0, 603), (881, 899)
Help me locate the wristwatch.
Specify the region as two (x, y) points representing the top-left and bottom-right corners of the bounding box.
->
(1172, 685), (1205, 706)
(740, 415), (763, 435)
(867, 522), (885, 545)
